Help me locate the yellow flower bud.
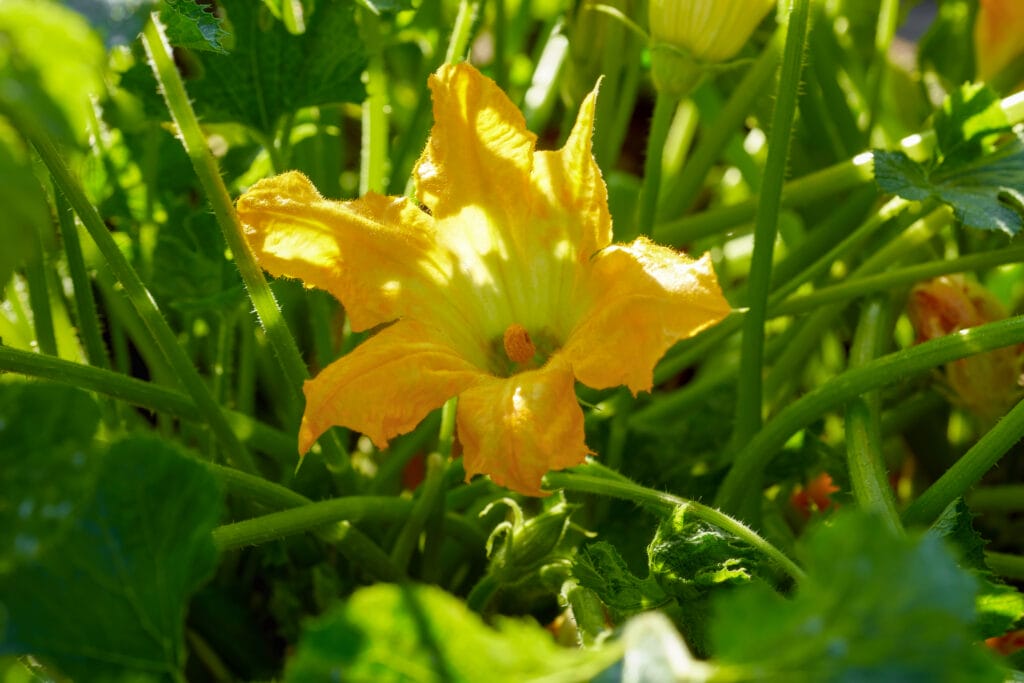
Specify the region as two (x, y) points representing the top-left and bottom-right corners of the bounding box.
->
(647, 0), (776, 94)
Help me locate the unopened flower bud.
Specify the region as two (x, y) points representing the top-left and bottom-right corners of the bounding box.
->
(647, 0), (776, 95)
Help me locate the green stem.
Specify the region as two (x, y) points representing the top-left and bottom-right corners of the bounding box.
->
(24, 219), (57, 356)
(212, 496), (412, 551)
(715, 315), (1024, 515)
(208, 462), (312, 509)
(53, 184), (110, 369)
(772, 243), (1024, 318)
(635, 93), (678, 239)
(865, 0), (899, 139)
(336, 521), (407, 582)
(733, 0), (811, 445)
(359, 8), (389, 195)
(16, 96), (256, 474)
(845, 298), (902, 532)
(445, 0), (481, 64)
(902, 394), (1024, 527)
(0, 344), (295, 460)
(656, 25), (785, 223)
(966, 485), (1024, 511)
(544, 468), (804, 582)
(141, 16), (352, 476)
(984, 551), (1024, 582)
(466, 573), (500, 613)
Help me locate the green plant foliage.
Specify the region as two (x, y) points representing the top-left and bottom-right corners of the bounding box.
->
(0, 383), (101, 575)
(284, 583), (613, 682)
(0, 121), (50, 292)
(162, 0), (230, 54)
(181, 0), (366, 134)
(875, 84), (1024, 235)
(929, 499), (1024, 639)
(917, 0), (977, 89)
(710, 511), (1006, 681)
(574, 541), (670, 613)
(0, 0), (105, 145)
(0, 437), (223, 681)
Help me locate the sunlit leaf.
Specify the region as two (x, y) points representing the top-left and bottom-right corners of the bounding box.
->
(162, 0), (230, 53)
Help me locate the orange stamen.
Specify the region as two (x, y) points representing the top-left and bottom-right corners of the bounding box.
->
(503, 324), (536, 364)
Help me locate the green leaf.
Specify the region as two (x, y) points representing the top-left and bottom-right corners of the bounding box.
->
(183, 0), (366, 134)
(260, 0), (313, 34)
(710, 511), (1006, 682)
(573, 541), (669, 614)
(62, 0), (155, 48)
(285, 584), (613, 682)
(0, 383), (101, 575)
(917, 0), (978, 90)
(648, 506), (758, 598)
(874, 84), (1024, 235)
(357, 0), (415, 14)
(162, 0), (230, 54)
(930, 499), (1024, 639)
(0, 0), (105, 146)
(0, 437), (223, 681)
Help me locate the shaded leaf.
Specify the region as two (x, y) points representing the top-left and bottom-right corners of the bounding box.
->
(162, 0), (229, 54)
(0, 383), (101, 575)
(285, 583), (613, 682)
(184, 0), (365, 134)
(573, 541), (669, 614)
(917, 0), (977, 89)
(0, 437), (223, 681)
(711, 511), (1006, 682)
(0, 121), (50, 292)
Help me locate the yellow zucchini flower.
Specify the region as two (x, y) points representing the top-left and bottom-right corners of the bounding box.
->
(237, 63), (730, 495)
(975, 0), (1024, 83)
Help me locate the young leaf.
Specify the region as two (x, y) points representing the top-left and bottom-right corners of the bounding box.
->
(162, 0), (230, 54)
(181, 0), (366, 134)
(573, 541), (670, 614)
(285, 584), (614, 682)
(874, 84), (1024, 235)
(710, 511), (1006, 681)
(0, 437), (223, 681)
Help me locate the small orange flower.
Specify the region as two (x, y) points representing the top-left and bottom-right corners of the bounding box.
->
(237, 64), (730, 495)
(907, 276), (1023, 426)
(790, 472), (839, 519)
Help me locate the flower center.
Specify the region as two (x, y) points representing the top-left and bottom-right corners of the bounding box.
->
(503, 323), (537, 364)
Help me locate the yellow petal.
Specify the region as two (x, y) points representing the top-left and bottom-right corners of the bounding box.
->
(531, 84), (612, 261)
(299, 320), (484, 453)
(565, 237), (731, 394)
(237, 171), (448, 332)
(975, 0), (1024, 81)
(457, 358), (590, 496)
(414, 63), (535, 222)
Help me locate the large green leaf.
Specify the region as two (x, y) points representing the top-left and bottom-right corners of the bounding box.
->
(710, 511), (1006, 681)
(0, 437), (223, 681)
(285, 583), (613, 682)
(184, 0), (366, 134)
(874, 84), (1024, 235)
(0, 383), (101, 575)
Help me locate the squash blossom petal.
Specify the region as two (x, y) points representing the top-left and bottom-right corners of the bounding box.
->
(237, 63), (731, 496)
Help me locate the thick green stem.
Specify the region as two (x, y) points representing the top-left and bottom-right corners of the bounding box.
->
(733, 0), (812, 445)
(212, 497), (412, 551)
(445, 0), (481, 64)
(53, 184), (110, 369)
(845, 298), (902, 532)
(141, 16), (352, 476)
(715, 315), (1024, 515)
(985, 552), (1024, 582)
(24, 220), (57, 356)
(967, 485), (1024, 511)
(544, 468), (805, 582)
(359, 8), (389, 195)
(635, 93), (679, 238)
(903, 394), (1024, 527)
(336, 521), (407, 582)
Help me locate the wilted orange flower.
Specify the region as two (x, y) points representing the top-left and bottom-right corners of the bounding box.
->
(237, 63), (730, 495)
(907, 275), (1023, 426)
(975, 0), (1024, 82)
(790, 472), (839, 519)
